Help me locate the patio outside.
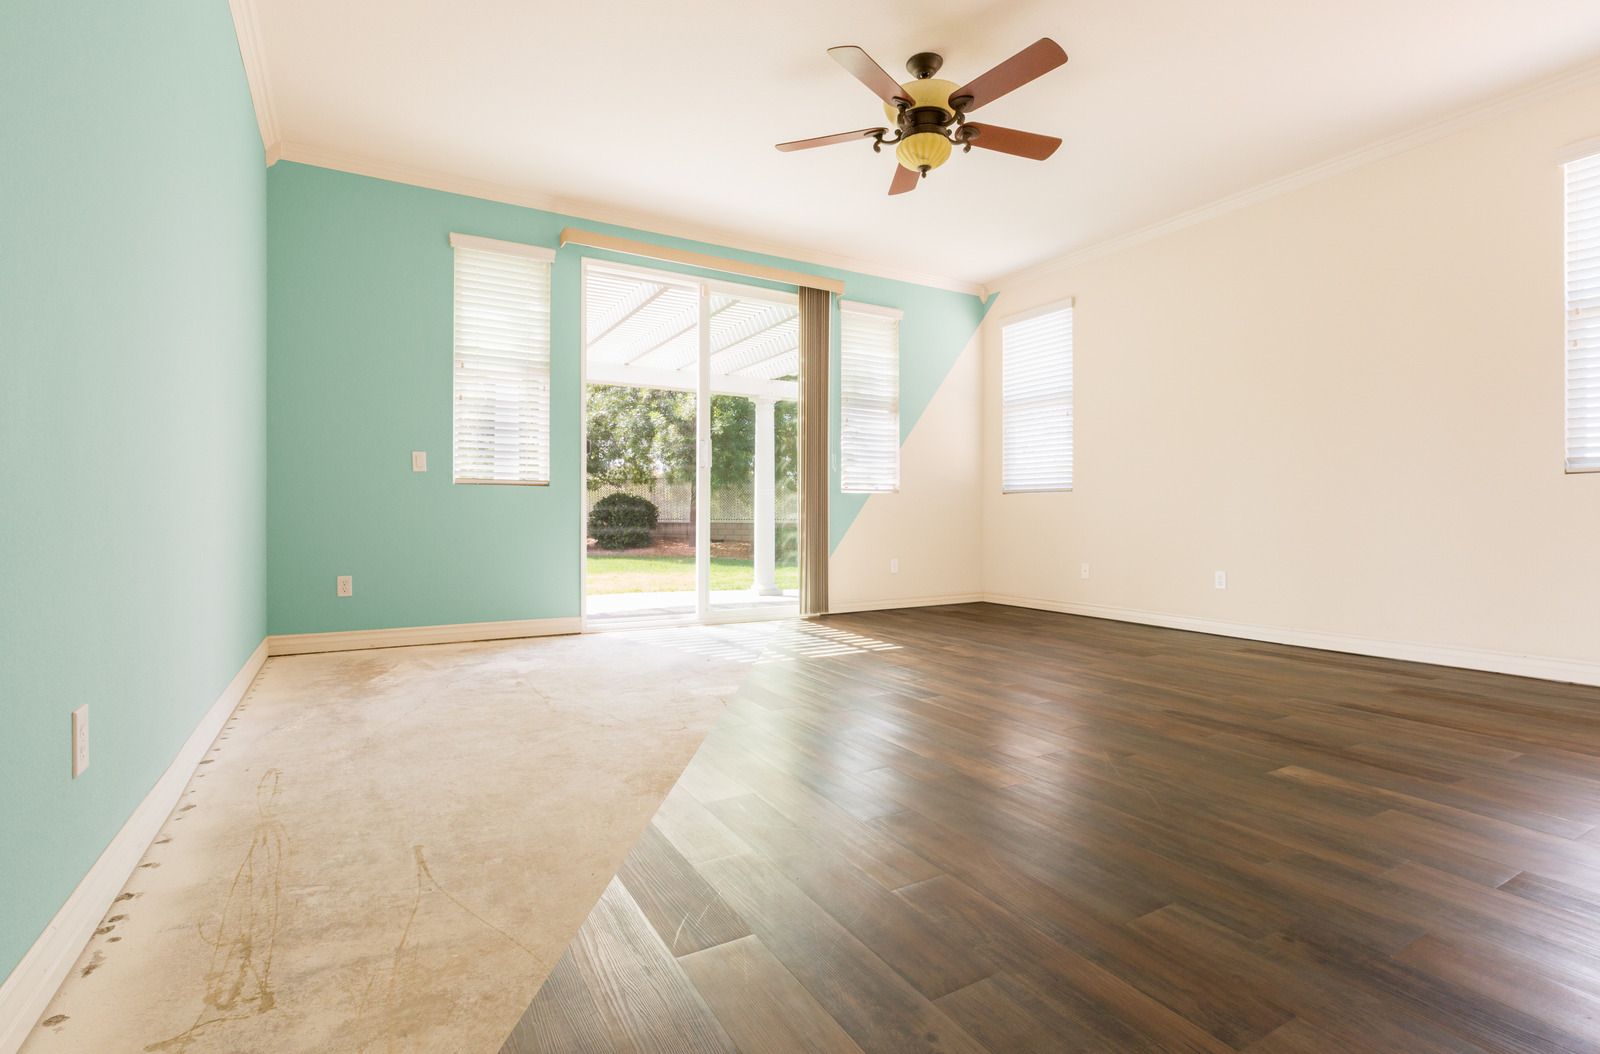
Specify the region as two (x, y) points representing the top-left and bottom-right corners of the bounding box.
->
(586, 383), (799, 620)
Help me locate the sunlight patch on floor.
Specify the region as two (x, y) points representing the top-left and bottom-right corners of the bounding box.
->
(627, 619), (901, 664)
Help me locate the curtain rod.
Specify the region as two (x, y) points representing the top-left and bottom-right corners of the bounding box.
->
(558, 228), (846, 295)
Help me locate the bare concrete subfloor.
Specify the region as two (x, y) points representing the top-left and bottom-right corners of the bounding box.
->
(21, 624), (791, 1054)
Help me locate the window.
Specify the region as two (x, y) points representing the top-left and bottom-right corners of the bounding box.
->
(1566, 151), (1600, 472)
(839, 302), (901, 493)
(1002, 302), (1074, 492)
(451, 233), (554, 484)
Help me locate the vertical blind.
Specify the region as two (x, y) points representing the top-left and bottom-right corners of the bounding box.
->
(1002, 303), (1074, 492)
(451, 236), (554, 484)
(1566, 151), (1600, 472)
(839, 304), (901, 493)
(799, 287), (831, 616)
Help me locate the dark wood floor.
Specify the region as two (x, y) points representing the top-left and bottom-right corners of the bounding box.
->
(501, 604), (1600, 1053)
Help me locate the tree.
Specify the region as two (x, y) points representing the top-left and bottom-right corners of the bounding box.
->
(775, 399), (798, 494)
(585, 385), (798, 493)
(710, 395), (752, 488)
(585, 385), (694, 486)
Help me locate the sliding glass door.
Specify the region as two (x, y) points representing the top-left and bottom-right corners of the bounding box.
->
(581, 260), (800, 627)
(706, 287), (800, 617)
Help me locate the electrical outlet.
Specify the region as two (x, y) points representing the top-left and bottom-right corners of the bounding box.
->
(1081, 562), (1091, 579)
(337, 575), (353, 597)
(71, 706), (89, 777)
(1214, 570), (1227, 590)
(889, 558), (900, 575)
(411, 450), (427, 472)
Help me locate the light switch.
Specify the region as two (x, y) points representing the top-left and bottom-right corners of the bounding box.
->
(411, 451), (427, 472)
(71, 705), (89, 777)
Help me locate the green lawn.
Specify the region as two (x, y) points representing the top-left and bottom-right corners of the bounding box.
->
(586, 554), (799, 595)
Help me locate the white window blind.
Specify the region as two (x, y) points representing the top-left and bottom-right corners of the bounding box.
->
(839, 304), (901, 493)
(1566, 151), (1600, 472)
(1002, 303), (1074, 493)
(451, 235), (554, 484)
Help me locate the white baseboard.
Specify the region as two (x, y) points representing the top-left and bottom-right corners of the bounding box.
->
(982, 593), (1600, 688)
(267, 616), (581, 656)
(827, 592), (984, 614)
(0, 639), (269, 1054)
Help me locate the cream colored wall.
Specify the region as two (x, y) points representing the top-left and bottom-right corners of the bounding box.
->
(832, 333), (985, 610)
(981, 78), (1600, 670)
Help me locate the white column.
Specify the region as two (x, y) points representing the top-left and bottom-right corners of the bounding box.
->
(695, 285), (711, 619)
(754, 396), (779, 595)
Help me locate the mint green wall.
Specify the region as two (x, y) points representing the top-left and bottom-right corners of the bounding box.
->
(0, 0), (267, 981)
(267, 162), (986, 634)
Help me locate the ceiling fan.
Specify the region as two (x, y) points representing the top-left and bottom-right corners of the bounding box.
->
(776, 39), (1068, 195)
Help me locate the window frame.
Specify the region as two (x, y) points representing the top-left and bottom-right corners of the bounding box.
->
(1000, 298), (1075, 495)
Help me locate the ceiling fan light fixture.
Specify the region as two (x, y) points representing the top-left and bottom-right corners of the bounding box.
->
(895, 131), (951, 174)
(779, 40), (1068, 194)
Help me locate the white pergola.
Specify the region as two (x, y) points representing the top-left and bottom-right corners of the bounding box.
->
(583, 263), (798, 596)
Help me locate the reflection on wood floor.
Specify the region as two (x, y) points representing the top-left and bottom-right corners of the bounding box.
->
(502, 603), (1600, 1053)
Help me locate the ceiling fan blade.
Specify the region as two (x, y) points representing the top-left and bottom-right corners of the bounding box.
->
(828, 45), (913, 108)
(889, 164), (920, 196)
(964, 123), (1062, 161)
(775, 128), (886, 152)
(950, 38), (1067, 112)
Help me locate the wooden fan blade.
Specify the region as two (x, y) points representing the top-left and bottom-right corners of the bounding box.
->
(889, 164), (919, 196)
(951, 38), (1067, 112)
(775, 128), (885, 152)
(828, 45), (913, 108)
(965, 123), (1062, 160)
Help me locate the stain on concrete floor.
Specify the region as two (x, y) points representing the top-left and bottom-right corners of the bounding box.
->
(22, 628), (756, 1053)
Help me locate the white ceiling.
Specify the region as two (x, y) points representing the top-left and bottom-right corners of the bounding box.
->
(250, 0), (1600, 288)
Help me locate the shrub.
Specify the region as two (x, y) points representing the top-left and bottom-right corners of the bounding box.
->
(588, 492), (660, 550)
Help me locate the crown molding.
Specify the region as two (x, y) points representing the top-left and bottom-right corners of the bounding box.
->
(269, 141), (986, 297)
(983, 55), (1600, 292)
(227, 0), (280, 161)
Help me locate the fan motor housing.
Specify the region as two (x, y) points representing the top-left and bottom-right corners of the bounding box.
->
(882, 77), (960, 123)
